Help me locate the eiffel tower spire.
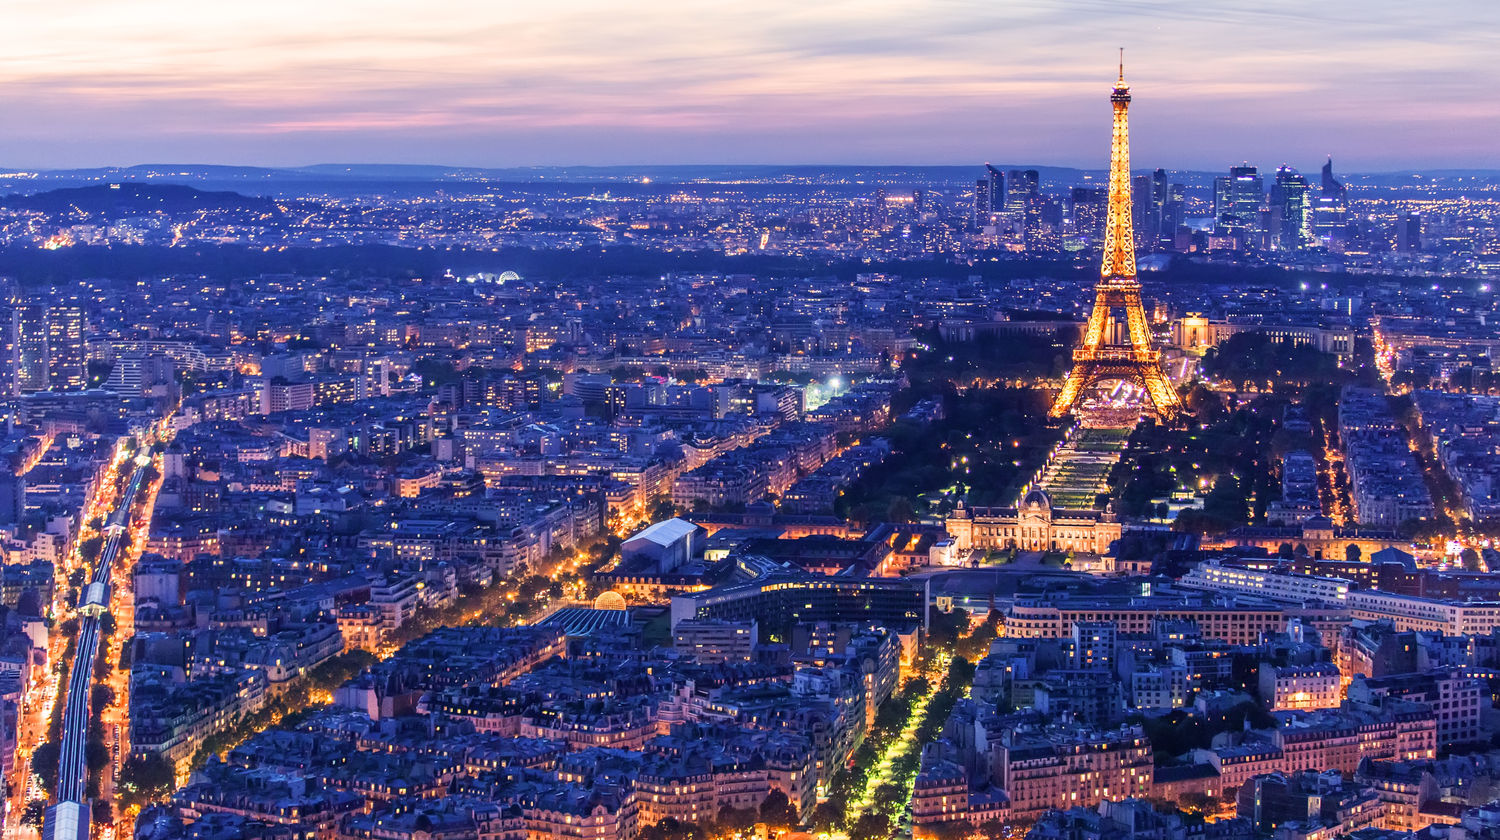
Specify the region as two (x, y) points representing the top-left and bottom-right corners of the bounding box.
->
(1100, 51), (1135, 283)
(1050, 58), (1183, 421)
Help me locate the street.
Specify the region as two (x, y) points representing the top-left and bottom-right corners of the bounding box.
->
(46, 450), (152, 838)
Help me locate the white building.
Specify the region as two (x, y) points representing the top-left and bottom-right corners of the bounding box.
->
(1345, 590), (1500, 636)
(1178, 561), (1350, 605)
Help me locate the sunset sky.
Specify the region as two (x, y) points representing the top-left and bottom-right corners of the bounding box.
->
(1, 0), (1495, 170)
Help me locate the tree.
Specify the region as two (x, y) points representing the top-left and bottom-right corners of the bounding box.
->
(759, 789), (799, 828)
(885, 496), (916, 523)
(1399, 517), (1450, 542)
(848, 812), (893, 840)
(31, 741), (59, 796)
(1185, 384), (1226, 424)
(958, 611), (1002, 660)
(716, 805), (758, 834)
(1180, 791), (1215, 813)
(1345, 543), (1363, 563)
(640, 818), (703, 840)
(77, 536), (104, 565)
(1470, 775), (1497, 805)
(927, 606), (969, 649)
(16, 588), (41, 617)
(927, 822), (975, 840)
(980, 817), (1009, 838)
(118, 754), (176, 805)
(811, 801), (844, 832)
(90, 685), (114, 715)
(1141, 710), (1211, 756)
(1172, 508), (1235, 536)
(20, 801), (44, 828)
(85, 739), (110, 775)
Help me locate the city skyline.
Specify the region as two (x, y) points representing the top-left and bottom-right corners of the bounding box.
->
(2, 0), (1497, 170)
(6, 5), (1500, 839)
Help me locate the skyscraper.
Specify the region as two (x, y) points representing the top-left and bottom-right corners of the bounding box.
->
(0, 466), (25, 526)
(973, 165), (1005, 229)
(0, 281), (20, 398)
(1131, 174), (1157, 250)
(1146, 169), (1169, 245)
(1216, 165), (1264, 246)
(1161, 180), (1186, 248)
(1311, 157), (1349, 246)
(16, 303), (48, 392)
(1397, 212), (1421, 252)
(985, 164), (1005, 213)
(1322, 156), (1346, 199)
(16, 297), (87, 393)
(46, 300), (86, 391)
(1071, 186), (1108, 240)
(1005, 169), (1039, 212)
(1269, 166), (1311, 252)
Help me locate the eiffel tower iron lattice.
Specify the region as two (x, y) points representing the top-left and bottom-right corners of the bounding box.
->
(1049, 56), (1184, 421)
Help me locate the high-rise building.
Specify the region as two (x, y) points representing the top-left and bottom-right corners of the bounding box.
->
(1132, 174), (1157, 249)
(985, 164), (1005, 213)
(0, 467), (24, 526)
(1070, 186), (1108, 239)
(15, 297), (87, 393)
(1005, 169), (1039, 212)
(1397, 212), (1421, 252)
(1321, 156), (1346, 199)
(1269, 166), (1312, 252)
(46, 300), (86, 391)
(973, 165), (1005, 230)
(1161, 180), (1186, 248)
(16, 303), (48, 393)
(1212, 175), (1230, 224)
(0, 282), (19, 398)
(1216, 165), (1264, 245)
(1311, 157), (1350, 247)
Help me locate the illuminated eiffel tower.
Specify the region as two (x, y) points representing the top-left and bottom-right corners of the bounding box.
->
(1050, 54), (1183, 421)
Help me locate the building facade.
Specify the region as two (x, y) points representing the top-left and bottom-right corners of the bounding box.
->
(946, 492), (1121, 554)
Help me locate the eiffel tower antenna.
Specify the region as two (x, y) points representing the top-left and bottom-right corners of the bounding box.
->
(1050, 60), (1183, 422)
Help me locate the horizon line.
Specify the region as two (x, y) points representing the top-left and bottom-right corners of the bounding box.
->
(3, 161), (1498, 178)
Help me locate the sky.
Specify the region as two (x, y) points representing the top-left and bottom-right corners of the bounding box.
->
(1, 0), (1497, 171)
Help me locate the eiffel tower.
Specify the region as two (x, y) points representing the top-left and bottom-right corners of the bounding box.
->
(1049, 55), (1183, 421)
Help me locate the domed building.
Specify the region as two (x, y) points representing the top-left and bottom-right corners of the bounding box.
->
(945, 489), (1121, 554)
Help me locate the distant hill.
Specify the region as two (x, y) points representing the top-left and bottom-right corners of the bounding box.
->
(1, 162), (1497, 201)
(0, 183), (281, 216)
